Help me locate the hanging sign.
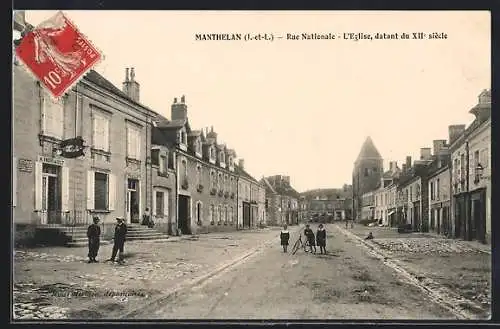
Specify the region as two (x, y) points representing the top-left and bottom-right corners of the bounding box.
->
(59, 136), (85, 158)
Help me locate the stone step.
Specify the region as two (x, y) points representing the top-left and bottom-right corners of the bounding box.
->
(127, 232), (166, 237)
(66, 240), (111, 248)
(125, 235), (170, 241)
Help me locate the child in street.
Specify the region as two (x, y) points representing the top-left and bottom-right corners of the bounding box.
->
(280, 225), (290, 253)
(304, 224), (316, 253)
(316, 223), (327, 254)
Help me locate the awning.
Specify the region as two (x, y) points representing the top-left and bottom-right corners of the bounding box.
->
(388, 211), (395, 216)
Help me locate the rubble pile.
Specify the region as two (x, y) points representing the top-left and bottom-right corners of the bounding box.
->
(372, 238), (485, 255)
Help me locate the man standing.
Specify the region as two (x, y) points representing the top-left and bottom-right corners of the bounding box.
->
(109, 217), (127, 264)
(87, 216), (101, 263)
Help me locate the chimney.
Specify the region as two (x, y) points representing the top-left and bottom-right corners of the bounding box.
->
(171, 95), (188, 121)
(122, 67), (140, 102)
(405, 156), (412, 169)
(432, 140), (447, 156)
(420, 148), (432, 160)
(238, 159), (244, 170)
(448, 125), (466, 144)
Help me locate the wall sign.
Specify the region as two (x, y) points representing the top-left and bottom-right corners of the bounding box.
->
(59, 136), (85, 158)
(18, 158), (33, 173)
(38, 155), (64, 166)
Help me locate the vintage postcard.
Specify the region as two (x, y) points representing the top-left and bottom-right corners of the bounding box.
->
(12, 10), (491, 321)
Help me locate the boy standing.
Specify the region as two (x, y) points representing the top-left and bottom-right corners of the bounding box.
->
(304, 224), (316, 253)
(280, 225), (290, 253)
(87, 216), (101, 263)
(316, 224), (327, 254)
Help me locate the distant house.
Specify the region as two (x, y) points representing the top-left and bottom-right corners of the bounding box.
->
(261, 175), (300, 226)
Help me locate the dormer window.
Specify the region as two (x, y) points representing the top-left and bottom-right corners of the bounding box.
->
(194, 138), (202, 158)
(220, 151), (225, 163)
(209, 146), (216, 164)
(178, 130), (187, 151)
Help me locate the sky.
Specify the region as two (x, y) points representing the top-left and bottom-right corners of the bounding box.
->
(23, 10), (490, 193)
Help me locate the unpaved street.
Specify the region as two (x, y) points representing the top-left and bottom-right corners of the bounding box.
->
(133, 224), (456, 320)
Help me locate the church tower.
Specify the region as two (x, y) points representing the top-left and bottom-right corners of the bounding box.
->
(352, 136), (383, 220)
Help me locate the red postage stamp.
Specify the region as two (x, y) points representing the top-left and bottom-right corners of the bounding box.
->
(15, 11), (103, 100)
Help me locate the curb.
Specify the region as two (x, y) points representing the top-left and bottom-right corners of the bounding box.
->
(334, 225), (487, 320)
(120, 229), (289, 319)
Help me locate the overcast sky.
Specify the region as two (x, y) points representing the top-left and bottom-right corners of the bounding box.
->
(24, 10), (490, 192)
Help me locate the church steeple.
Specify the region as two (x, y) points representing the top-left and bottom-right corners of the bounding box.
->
(355, 136), (382, 163)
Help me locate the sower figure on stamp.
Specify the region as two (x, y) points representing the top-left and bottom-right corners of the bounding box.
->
(87, 216), (101, 263)
(109, 217), (127, 264)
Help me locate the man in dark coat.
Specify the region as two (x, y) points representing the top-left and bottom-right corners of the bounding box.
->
(304, 224), (316, 253)
(109, 217), (127, 264)
(316, 224), (327, 254)
(87, 216), (101, 263)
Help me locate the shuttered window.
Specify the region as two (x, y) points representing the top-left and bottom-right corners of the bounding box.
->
(127, 124), (141, 160)
(155, 191), (164, 217)
(92, 111), (110, 151)
(42, 94), (64, 139)
(94, 172), (108, 210)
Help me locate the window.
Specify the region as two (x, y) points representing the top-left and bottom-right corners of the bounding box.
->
(224, 206), (228, 224)
(42, 94), (64, 139)
(372, 167), (377, 173)
(181, 159), (188, 182)
(210, 170), (216, 189)
(196, 165), (202, 185)
(94, 172), (108, 210)
(436, 179), (440, 199)
(364, 168), (369, 177)
(220, 152), (225, 163)
(210, 204), (215, 224)
(155, 191), (164, 216)
(218, 172), (223, 190)
(409, 187), (413, 202)
(224, 175), (228, 190)
(229, 207), (234, 223)
(218, 205), (222, 224)
(230, 177), (234, 192)
(195, 139), (202, 155)
(159, 154), (167, 173)
(92, 111), (110, 151)
(196, 202), (202, 224)
(430, 181), (434, 200)
(126, 124), (141, 159)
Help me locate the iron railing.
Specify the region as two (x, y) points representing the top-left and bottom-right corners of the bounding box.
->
(34, 210), (93, 227)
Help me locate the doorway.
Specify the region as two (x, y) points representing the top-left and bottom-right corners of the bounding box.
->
(127, 179), (140, 224)
(42, 164), (61, 224)
(178, 195), (191, 234)
(242, 202), (250, 228)
(472, 190), (486, 243)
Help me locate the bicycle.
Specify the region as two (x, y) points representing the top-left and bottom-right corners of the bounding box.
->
(291, 233), (310, 255)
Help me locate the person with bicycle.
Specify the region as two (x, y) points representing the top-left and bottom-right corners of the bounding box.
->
(304, 224), (316, 253)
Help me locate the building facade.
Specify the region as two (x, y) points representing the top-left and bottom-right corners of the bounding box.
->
(261, 175), (300, 226)
(13, 51), (157, 241)
(300, 186), (353, 222)
(152, 97), (239, 235)
(352, 137), (383, 221)
(236, 161), (266, 229)
(360, 191), (374, 220)
(450, 90), (491, 244)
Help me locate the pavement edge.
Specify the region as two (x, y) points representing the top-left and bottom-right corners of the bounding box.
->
(334, 224), (487, 320)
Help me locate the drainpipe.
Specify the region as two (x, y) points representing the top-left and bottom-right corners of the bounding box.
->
(465, 140), (470, 240)
(236, 176), (239, 230)
(174, 151), (179, 236)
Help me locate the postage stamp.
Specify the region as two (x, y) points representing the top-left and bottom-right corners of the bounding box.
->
(14, 11), (103, 100)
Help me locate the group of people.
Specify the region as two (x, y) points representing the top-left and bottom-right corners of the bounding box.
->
(280, 223), (328, 254)
(86, 216), (128, 264)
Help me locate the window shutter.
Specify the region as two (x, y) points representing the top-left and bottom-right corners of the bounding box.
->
(61, 166), (70, 211)
(136, 129), (141, 160)
(108, 173), (116, 211)
(34, 161), (43, 210)
(87, 170), (95, 210)
(12, 157), (17, 208)
(164, 190), (169, 217)
(104, 117), (109, 152)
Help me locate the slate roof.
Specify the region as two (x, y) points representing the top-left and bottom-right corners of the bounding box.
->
(234, 165), (260, 184)
(355, 136), (382, 162)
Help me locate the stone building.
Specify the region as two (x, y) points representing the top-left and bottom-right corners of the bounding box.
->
(261, 175), (300, 226)
(373, 162), (401, 226)
(13, 58), (158, 242)
(235, 160), (266, 229)
(152, 97), (239, 235)
(450, 89), (491, 244)
(352, 137), (383, 221)
(360, 191), (375, 220)
(300, 186), (353, 222)
(427, 142), (452, 237)
(396, 149), (434, 231)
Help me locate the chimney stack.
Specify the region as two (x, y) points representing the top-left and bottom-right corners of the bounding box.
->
(448, 125), (466, 144)
(432, 140), (447, 156)
(122, 67), (140, 102)
(238, 159), (244, 170)
(420, 148), (432, 160)
(469, 89), (492, 122)
(405, 156), (412, 169)
(171, 95), (188, 121)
